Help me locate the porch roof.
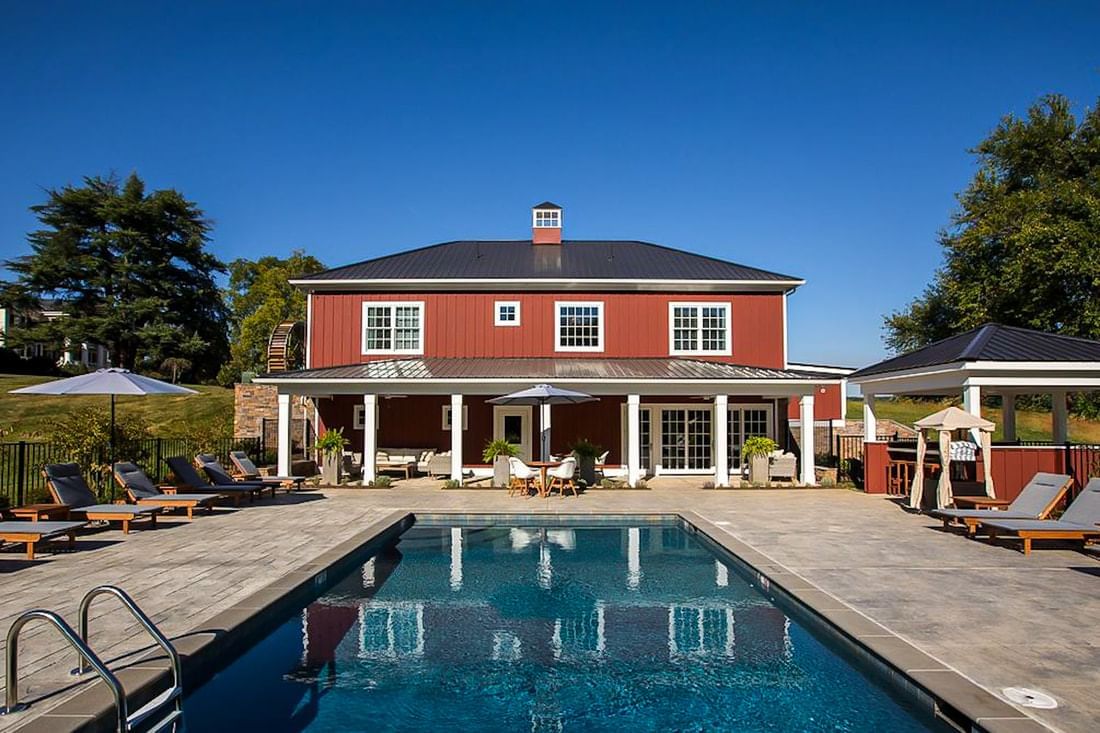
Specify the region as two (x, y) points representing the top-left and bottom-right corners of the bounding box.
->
(253, 357), (841, 396)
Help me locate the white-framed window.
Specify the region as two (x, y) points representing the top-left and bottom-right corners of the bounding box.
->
(494, 301), (521, 327)
(555, 301), (604, 352)
(441, 405), (469, 430)
(352, 404), (380, 430)
(361, 301), (424, 355)
(669, 302), (731, 356)
(533, 209), (561, 228)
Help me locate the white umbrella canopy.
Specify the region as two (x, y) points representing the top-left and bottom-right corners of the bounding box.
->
(488, 384), (598, 460)
(10, 368), (198, 466)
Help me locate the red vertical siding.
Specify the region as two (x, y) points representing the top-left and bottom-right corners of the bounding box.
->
(864, 442), (889, 494)
(309, 292), (786, 369)
(786, 383), (844, 422)
(988, 447), (1066, 504)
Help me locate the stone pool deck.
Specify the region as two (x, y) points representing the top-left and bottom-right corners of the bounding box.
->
(1, 485), (1098, 732)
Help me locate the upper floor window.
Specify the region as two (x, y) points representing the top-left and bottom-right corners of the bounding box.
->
(494, 301), (521, 326)
(555, 301), (604, 352)
(533, 209), (560, 228)
(669, 303), (731, 355)
(362, 301), (424, 354)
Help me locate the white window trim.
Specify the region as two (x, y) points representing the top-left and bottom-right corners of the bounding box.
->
(668, 302), (732, 357)
(361, 301), (425, 355)
(352, 404), (380, 430)
(494, 300), (521, 327)
(532, 209), (562, 228)
(554, 301), (605, 353)
(441, 405), (469, 430)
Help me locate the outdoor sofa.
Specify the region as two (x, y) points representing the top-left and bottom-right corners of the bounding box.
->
(930, 472), (1072, 536)
(977, 478), (1100, 554)
(113, 462), (225, 519)
(164, 456), (261, 505)
(43, 462), (161, 534)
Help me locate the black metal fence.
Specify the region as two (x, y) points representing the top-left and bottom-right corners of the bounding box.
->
(0, 436), (267, 506)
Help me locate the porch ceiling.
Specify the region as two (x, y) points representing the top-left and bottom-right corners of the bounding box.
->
(253, 357), (841, 397)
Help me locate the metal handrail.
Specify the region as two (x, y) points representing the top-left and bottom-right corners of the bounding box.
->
(1, 609), (128, 731)
(76, 586), (182, 703)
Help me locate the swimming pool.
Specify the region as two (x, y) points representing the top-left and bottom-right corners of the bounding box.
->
(183, 518), (948, 731)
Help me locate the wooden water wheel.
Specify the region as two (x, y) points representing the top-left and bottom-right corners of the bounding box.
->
(267, 321), (305, 373)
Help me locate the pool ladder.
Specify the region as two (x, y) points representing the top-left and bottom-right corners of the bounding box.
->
(1, 585), (183, 733)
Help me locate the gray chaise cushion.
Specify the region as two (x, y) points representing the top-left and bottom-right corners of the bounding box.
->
(230, 451), (259, 476)
(981, 479), (1100, 532)
(43, 462), (99, 508)
(195, 455), (264, 487)
(114, 462), (219, 504)
(0, 521), (86, 537)
(932, 472), (1071, 522)
(165, 456), (254, 493)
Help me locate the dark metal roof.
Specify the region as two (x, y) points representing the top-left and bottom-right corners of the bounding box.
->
(851, 324), (1100, 378)
(259, 357), (833, 382)
(293, 241), (801, 283)
(532, 201), (562, 210)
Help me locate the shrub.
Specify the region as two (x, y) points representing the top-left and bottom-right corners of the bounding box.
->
(741, 436), (778, 461)
(442, 479), (461, 489)
(316, 428), (349, 457)
(568, 438), (603, 459)
(368, 475), (392, 488)
(482, 438), (519, 462)
(821, 476), (837, 488)
(45, 407), (151, 497)
(701, 480), (715, 489)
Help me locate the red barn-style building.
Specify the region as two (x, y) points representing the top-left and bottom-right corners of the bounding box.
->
(256, 203), (846, 486)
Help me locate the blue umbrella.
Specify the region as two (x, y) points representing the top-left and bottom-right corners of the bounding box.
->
(10, 368), (197, 467)
(488, 384), (597, 460)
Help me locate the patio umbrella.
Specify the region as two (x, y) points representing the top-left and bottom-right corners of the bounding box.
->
(488, 384), (598, 460)
(9, 368), (197, 467)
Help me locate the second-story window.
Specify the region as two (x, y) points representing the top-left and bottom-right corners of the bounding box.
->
(495, 301), (521, 326)
(555, 301), (604, 352)
(362, 301), (424, 354)
(669, 303), (731, 355)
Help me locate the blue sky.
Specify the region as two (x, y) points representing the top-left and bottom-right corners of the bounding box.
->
(1, 2), (1098, 368)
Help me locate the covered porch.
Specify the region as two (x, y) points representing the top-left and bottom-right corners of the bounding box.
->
(254, 357), (845, 487)
(850, 324), (1100, 501)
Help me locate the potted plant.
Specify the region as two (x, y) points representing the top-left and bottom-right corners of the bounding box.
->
(569, 438), (603, 486)
(316, 428), (350, 485)
(483, 438), (519, 488)
(741, 436), (778, 485)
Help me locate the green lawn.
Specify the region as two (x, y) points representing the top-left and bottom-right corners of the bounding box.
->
(847, 397), (1100, 443)
(0, 374), (235, 442)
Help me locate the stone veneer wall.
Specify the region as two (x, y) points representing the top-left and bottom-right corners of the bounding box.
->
(234, 383), (312, 448)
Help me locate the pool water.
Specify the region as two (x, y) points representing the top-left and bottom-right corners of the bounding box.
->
(184, 522), (944, 732)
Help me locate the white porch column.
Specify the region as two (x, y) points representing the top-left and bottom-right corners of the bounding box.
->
(627, 394), (642, 487)
(362, 394), (377, 484)
(276, 392), (292, 476)
(714, 394), (729, 487)
(1002, 393), (1017, 442)
(799, 393), (815, 485)
(863, 394), (877, 441)
(1052, 391), (1068, 443)
(963, 382), (983, 442)
(450, 394), (464, 480)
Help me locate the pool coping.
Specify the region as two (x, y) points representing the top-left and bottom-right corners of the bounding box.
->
(9, 509), (1050, 733)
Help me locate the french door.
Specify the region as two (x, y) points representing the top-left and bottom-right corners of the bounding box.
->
(660, 409), (712, 471)
(727, 407), (773, 470)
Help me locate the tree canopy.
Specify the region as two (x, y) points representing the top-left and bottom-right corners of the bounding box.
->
(2, 173), (229, 379)
(885, 94), (1100, 353)
(218, 250), (325, 385)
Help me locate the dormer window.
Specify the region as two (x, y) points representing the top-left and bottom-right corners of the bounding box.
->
(534, 209), (560, 228)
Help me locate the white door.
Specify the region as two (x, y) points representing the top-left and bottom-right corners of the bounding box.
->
(493, 406), (533, 461)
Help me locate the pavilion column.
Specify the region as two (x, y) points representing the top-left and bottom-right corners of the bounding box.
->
(1002, 393), (1017, 442)
(276, 392), (292, 476)
(799, 393), (816, 485)
(713, 394), (729, 487)
(450, 394), (464, 481)
(540, 402), (552, 461)
(627, 394), (642, 487)
(863, 394), (877, 441)
(963, 383), (982, 442)
(361, 394), (377, 484)
(1051, 391), (1068, 444)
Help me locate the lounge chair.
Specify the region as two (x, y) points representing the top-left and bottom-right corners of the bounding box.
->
(227, 451), (306, 491)
(43, 463), (160, 534)
(978, 478), (1100, 554)
(0, 505), (86, 560)
(930, 472), (1072, 536)
(193, 454), (275, 499)
(164, 456), (261, 505)
(113, 462), (225, 519)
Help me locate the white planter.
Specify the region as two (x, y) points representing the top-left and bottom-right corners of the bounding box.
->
(321, 453), (343, 485)
(493, 456), (511, 488)
(748, 455), (769, 485)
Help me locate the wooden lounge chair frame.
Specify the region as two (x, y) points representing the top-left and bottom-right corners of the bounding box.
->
(940, 474), (1073, 536)
(978, 478), (1100, 554)
(163, 457), (254, 506)
(0, 520), (84, 560)
(112, 464), (222, 520)
(986, 525), (1100, 555)
(228, 451), (306, 492)
(193, 456), (275, 499)
(43, 465), (159, 535)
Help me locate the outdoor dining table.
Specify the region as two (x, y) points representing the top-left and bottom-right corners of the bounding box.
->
(527, 460), (562, 496)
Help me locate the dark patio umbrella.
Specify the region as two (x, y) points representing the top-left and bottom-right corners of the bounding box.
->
(10, 368), (197, 467)
(488, 384), (597, 460)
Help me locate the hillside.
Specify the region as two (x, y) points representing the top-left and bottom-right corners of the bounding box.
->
(846, 398), (1100, 443)
(0, 374), (236, 442)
